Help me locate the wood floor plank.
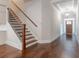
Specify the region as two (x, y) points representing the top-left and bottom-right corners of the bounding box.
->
(0, 35), (79, 58)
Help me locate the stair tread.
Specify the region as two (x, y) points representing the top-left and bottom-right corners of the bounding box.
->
(10, 24), (22, 26)
(12, 26), (23, 29)
(14, 28), (28, 31)
(9, 18), (15, 19)
(9, 20), (21, 23)
(26, 36), (35, 40)
(9, 21), (21, 23)
(18, 31), (31, 34)
(20, 34), (32, 37)
(26, 42), (38, 48)
(17, 30), (29, 33)
(9, 20), (17, 22)
(12, 25), (22, 27)
(26, 33), (32, 36)
(12, 24), (22, 25)
(10, 23), (22, 26)
(17, 30), (30, 32)
(26, 39), (37, 45)
(18, 32), (32, 35)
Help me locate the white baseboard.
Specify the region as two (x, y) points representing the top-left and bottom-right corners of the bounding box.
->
(38, 35), (60, 43)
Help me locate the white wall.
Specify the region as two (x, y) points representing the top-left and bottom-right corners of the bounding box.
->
(40, 0), (60, 43)
(10, 0), (60, 43)
(0, 0), (9, 45)
(77, 0), (79, 43)
(6, 23), (22, 50)
(24, 0), (42, 41)
(0, 6), (6, 25)
(0, 0), (8, 6)
(6, 1), (22, 49)
(0, 0), (22, 50)
(0, 31), (6, 45)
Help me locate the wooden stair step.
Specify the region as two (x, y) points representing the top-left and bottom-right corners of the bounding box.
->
(9, 14), (13, 15)
(9, 20), (22, 24)
(9, 14), (16, 17)
(9, 21), (19, 23)
(26, 36), (35, 40)
(14, 28), (28, 31)
(12, 26), (22, 29)
(9, 20), (22, 23)
(9, 18), (16, 21)
(11, 23), (21, 25)
(17, 30), (30, 35)
(18, 31), (30, 34)
(26, 33), (32, 36)
(9, 15), (14, 17)
(11, 24), (22, 26)
(26, 31), (30, 32)
(26, 39), (37, 45)
(14, 28), (22, 30)
(9, 17), (16, 19)
(9, 21), (22, 24)
(12, 25), (22, 27)
(17, 30), (30, 32)
(9, 17), (14, 19)
(9, 18), (15, 19)
(26, 43), (38, 49)
(20, 33), (32, 37)
(9, 18), (14, 19)
(9, 22), (20, 25)
(26, 41), (38, 48)
(9, 21), (18, 23)
(17, 30), (30, 34)
(9, 20), (17, 22)
(10, 23), (22, 26)
(12, 26), (22, 28)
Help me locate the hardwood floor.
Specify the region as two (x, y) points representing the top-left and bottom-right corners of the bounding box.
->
(0, 34), (79, 58)
(0, 44), (21, 58)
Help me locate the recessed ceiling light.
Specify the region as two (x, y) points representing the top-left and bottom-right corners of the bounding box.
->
(65, 13), (70, 16)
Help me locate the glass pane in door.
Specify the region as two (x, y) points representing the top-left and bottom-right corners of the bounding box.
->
(66, 20), (72, 24)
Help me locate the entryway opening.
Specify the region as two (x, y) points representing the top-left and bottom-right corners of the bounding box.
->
(65, 18), (75, 37)
(60, 11), (77, 38)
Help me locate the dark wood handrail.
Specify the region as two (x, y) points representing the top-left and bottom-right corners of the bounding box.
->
(11, 1), (38, 27)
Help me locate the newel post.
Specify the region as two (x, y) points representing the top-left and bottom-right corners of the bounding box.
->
(22, 24), (26, 51)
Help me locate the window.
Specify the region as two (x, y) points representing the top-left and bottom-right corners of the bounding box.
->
(66, 20), (72, 24)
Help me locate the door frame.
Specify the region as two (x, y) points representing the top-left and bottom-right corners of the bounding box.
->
(64, 18), (76, 35)
(65, 20), (73, 35)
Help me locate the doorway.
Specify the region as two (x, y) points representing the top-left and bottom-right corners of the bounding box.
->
(66, 20), (72, 37)
(63, 18), (76, 37)
(60, 18), (76, 37)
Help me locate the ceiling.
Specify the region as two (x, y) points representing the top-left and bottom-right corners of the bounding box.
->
(52, 0), (78, 13)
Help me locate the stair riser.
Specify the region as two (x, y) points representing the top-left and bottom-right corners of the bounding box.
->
(26, 42), (37, 48)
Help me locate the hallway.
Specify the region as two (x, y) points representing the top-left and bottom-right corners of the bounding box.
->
(0, 35), (79, 58)
(0, 0), (79, 58)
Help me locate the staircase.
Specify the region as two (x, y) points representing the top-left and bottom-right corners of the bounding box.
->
(8, 8), (38, 49)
